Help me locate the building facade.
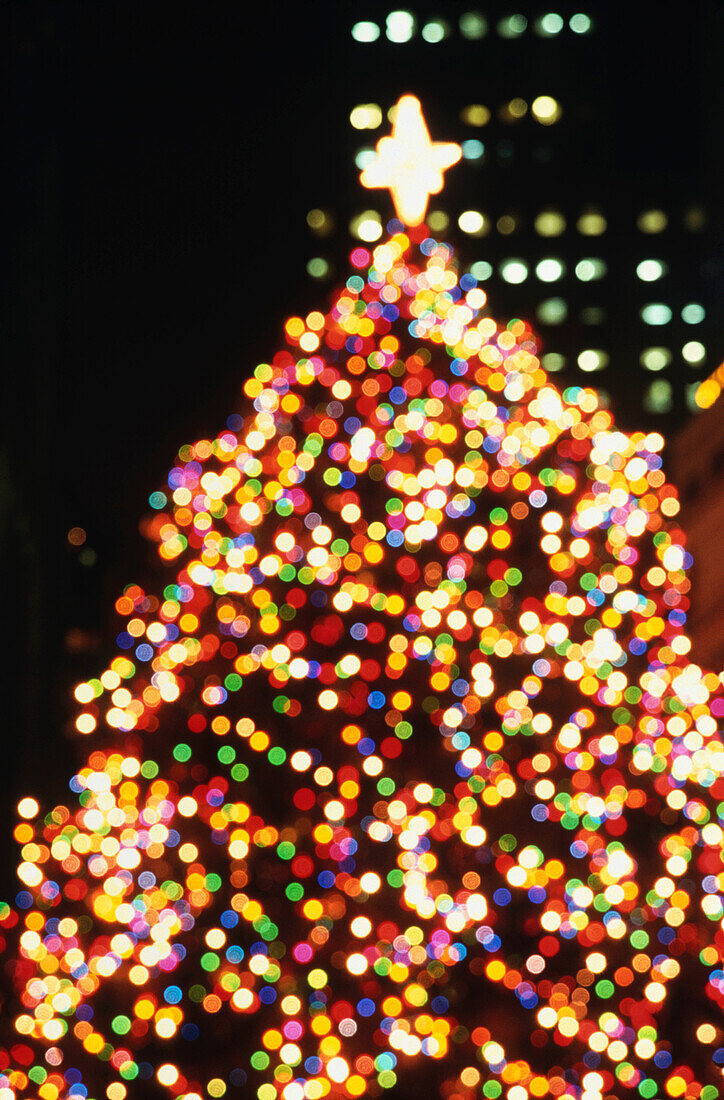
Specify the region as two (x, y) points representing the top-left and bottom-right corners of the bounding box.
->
(306, 4), (723, 436)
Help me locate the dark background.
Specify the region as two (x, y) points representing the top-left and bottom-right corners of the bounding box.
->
(2, 1), (723, 874)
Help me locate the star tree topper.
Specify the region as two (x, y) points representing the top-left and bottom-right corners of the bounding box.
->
(360, 94), (462, 226)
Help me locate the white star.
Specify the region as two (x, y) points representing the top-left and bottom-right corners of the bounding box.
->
(361, 95), (462, 227)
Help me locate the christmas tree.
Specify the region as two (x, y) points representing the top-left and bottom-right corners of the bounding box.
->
(2, 96), (724, 1100)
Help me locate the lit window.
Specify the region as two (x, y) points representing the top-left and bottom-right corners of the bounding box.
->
(461, 104), (491, 126)
(350, 104), (383, 130)
(427, 210), (449, 232)
(641, 303), (672, 326)
(497, 14), (527, 37)
(637, 209), (667, 233)
(459, 12), (488, 39)
(354, 149), (376, 171)
(536, 258), (564, 282)
(569, 13), (592, 33)
(386, 11), (415, 42)
(636, 259), (666, 282)
(577, 211), (606, 235)
(306, 209), (334, 235)
(682, 302), (705, 324)
(643, 379), (673, 414)
(351, 21), (380, 42)
(536, 13), (564, 35)
(537, 297), (567, 324)
(461, 139), (485, 160)
(542, 352), (566, 371)
(501, 98), (527, 121)
(306, 257), (329, 279)
(496, 214), (518, 235)
(684, 206), (706, 232)
(682, 340), (706, 364)
(578, 349), (608, 372)
(575, 258), (606, 281)
(422, 20), (449, 42)
(500, 259), (528, 284)
(531, 96), (562, 124)
(470, 260), (493, 281)
(686, 382), (703, 412)
(458, 210), (487, 236)
(535, 210), (566, 236)
(350, 211), (382, 242)
(640, 347), (671, 372)
(581, 307), (606, 325)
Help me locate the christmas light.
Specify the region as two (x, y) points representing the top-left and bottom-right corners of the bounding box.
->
(1, 98), (723, 1100)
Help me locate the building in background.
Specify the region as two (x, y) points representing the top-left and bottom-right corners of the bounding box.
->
(306, 4), (723, 435)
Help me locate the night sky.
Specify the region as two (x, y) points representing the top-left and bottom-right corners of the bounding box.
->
(2, 1), (723, 867)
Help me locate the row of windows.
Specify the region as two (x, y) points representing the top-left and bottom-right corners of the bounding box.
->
(351, 12), (593, 44)
(454, 208), (704, 237)
(351, 98), (562, 131)
(321, 207), (705, 240)
(540, 346), (708, 373)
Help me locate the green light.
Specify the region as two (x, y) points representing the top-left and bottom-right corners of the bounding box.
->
(351, 21), (380, 43)
(459, 12), (488, 39)
(570, 13), (592, 33)
(422, 20), (448, 43)
(538, 12), (564, 35)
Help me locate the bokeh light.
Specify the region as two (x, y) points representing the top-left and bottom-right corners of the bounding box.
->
(1, 214), (723, 1100)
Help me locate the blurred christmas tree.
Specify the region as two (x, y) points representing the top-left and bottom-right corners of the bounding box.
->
(2, 97), (724, 1100)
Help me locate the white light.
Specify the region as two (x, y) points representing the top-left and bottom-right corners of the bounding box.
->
(636, 259), (665, 281)
(386, 10), (415, 42)
(531, 96), (561, 124)
(351, 21), (380, 42)
(640, 347), (671, 372)
(350, 104), (383, 130)
(578, 349), (608, 372)
(575, 257), (606, 281)
(682, 340), (705, 364)
(682, 302), (705, 324)
(537, 13), (564, 35)
(536, 258), (564, 282)
(470, 260), (493, 281)
(422, 20), (448, 42)
(458, 210), (486, 235)
(641, 303), (672, 326)
(500, 259), (528, 284)
(570, 13), (592, 33)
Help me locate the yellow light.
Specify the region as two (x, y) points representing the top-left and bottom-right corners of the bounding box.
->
(350, 104), (383, 130)
(695, 364), (724, 408)
(460, 104), (490, 126)
(361, 95), (462, 226)
(531, 96), (562, 124)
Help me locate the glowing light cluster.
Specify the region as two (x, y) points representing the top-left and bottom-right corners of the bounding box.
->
(2, 223), (724, 1100)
